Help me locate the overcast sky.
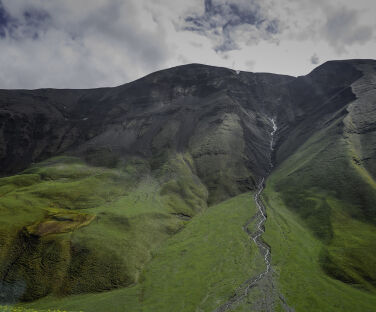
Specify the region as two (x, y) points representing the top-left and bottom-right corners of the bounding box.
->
(0, 0), (375, 89)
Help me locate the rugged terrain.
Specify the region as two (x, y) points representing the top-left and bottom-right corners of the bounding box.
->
(0, 59), (376, 311)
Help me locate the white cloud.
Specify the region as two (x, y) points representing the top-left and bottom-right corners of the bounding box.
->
(0, 0), (171, 88)
(321, 6), (373, 53)
(0, 0), (375, 89)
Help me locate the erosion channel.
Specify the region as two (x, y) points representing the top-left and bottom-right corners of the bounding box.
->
(214, 118), (277, 312)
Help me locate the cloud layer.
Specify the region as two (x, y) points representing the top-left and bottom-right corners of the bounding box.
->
(183, 0), (280, 52)
(0, 0), (375, 89)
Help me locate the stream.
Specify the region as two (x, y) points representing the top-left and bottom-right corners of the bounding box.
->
(214, 118), (277, 312)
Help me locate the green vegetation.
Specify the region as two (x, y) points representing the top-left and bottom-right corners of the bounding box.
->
(138, 193), (262, 311)
(263, 116), (376, 310)
(2, 101), (376, 311)
(1, 147), (266, 311)
(263, 186), (376, 311)
(0, 305), (80, 312)
(0, 154), (207, 302)
(23, 193), (262, 312)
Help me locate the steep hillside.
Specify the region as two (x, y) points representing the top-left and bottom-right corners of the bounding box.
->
(0, 60), (376, 311)
(0, 65), (293, 201)
(263, 60), (376, 310)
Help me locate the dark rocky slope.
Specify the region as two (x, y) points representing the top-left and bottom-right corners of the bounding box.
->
(0, 64), (295, 203)
(2, 61), (373, 171)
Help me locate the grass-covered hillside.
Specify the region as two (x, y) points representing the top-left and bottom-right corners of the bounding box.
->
(0, 153), (209, 303)
(0, 150), (265, 311)
(23, 193), (263, 312)
(263, 110), (376, 310)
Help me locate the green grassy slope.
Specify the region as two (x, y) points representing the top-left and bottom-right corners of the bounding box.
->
(0, 306), (77, 312)
(23, 193), (262, 312)
(263, 115), (376, 310)
(263, 187), (376, 312)
(0, 154), (207, 302)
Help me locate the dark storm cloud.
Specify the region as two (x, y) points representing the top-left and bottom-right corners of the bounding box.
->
(0, 1), (14, 38)
(0, 1), (50, 40)
(23, 7), (50, 28)
(183, 0), (281, 52)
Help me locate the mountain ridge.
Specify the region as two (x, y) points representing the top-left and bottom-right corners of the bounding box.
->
(1, 59), (365, 176)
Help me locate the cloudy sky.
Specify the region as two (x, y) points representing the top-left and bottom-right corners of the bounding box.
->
(0, 0), (375, 89)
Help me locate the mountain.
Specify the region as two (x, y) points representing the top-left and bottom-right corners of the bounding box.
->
(0, 59), (375, 311)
